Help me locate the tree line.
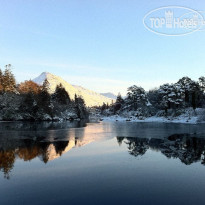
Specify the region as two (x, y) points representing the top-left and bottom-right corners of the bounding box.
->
(102, 76), (205, 118)
(0, 65), (88, 121)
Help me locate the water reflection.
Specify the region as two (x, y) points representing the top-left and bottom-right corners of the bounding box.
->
(1, 121), (205, 180)
(117, 134), (205, 165)
(0, 120), (87, 132)
(0, 120), (96, 179)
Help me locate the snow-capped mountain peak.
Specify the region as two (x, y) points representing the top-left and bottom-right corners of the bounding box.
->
(33, 72), (48, 85)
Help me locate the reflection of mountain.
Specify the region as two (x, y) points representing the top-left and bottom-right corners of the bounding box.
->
(40, 139), (75, 161)
(0, 121), (112, 179)
(117, 134), (205, 165)
(0, 135), (94, 179)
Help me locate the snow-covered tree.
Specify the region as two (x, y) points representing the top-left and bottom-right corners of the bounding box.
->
(177, 77), (194, 106)
(158, 83), (183, 112)
(198, 77), (205, 107)
(147, 88), (161, 109)
(199, 76), (205, 92)
(116, 93), (124, 104)
(126, 85), (148, 110)
(189, 81), (201, 109)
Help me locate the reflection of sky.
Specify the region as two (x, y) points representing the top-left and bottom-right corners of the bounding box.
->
(1, 136), (205, 205)
(1, 1), (205, 95)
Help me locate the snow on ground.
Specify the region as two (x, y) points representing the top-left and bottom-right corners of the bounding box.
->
(101, 115), (199, 124)
(100, 108), (205, 124)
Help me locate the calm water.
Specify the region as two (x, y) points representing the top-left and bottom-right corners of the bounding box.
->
(1, 121), (205, 205)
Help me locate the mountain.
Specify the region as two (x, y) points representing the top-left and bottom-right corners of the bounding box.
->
(100, 92), (117, 100)
(33, 72), (113, 107)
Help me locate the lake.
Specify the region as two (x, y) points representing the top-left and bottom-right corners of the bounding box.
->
(1, 121), (205, 205)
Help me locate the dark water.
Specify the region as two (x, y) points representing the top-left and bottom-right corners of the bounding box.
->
(1, 121), (205, 205)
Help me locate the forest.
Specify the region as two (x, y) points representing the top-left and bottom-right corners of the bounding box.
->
(100, 75), (205, 122)
(1, 64), (205, 122)
(0, 65), (88, 121)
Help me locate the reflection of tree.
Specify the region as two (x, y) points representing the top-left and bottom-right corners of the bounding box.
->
(117, 137), (124, 146)
(0, 150), (15, 179)
(117, 134), (205, 165)
(162, 134), (205, 165)
(0, 139), (71, 179)
(0, 120), (89, 179)
(124, 138), (149, 157)
(17, 139), (45, 161)
(54, 141), (69, 156)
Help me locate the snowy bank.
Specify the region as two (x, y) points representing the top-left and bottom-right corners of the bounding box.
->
(100, 108), (205, 124)
(101, 115), (199, 124)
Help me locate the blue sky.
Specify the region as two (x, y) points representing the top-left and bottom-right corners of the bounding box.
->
(0, 0), (205, 95)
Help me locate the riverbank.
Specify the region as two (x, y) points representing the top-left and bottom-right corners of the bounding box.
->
(101, 115), (200, 124)
(100, 108), (205, 124)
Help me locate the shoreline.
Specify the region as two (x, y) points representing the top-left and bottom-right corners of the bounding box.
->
(101, 115), (205, 124)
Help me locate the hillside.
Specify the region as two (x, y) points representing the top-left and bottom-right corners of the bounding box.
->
(100, 92), (117, 100)
(33, 72), (113, 107)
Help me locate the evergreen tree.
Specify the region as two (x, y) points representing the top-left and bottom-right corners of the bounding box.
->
(116, 93), (124, 104)
(37, 79), (52, 117)
(127, 85), (147, 110)
(2, 65), (16, 92)
(199, 77), (205, 92)
(0, 68), (3, 92)
(158, 83), (183, 112)
(74, 94), (87, 118)
(101, 102), (107, 114)
(77, 95), (85, 106)
(114, 93), (124, 113)
(177, 77), (193, 106)
(198, 77), (205, 107)
(147, 88), (162, 109)
(20, 92), (38, 119)
(74, 94), (78, 104)
(42, 79), (50, 92)
(189, 81), (201, 110)
(52, 83), (71, 105)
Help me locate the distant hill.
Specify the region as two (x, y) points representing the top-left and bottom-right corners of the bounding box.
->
(33, 72), (113, 107)
(100, 92), (117, 100)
